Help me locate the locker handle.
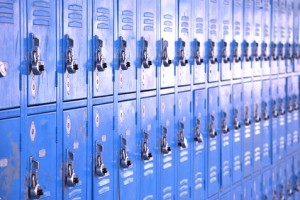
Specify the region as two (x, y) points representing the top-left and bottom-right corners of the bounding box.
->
(94, 36), (107, 71)
(251, 41), (260, 61)
(230, 40), (240, 63)
(261, 42), (269, 61)
(65, 35), (79, 74)
(244, 106), (251, 126)
(194, 118), (203, 143)
(194, 39), (203, 65)
(219, 40), (229, 64)
(28, 157), (44, 199)
(221, 112), (229, 133)
(178, 39), (188, 66)
(161, 126), (171, 154)
(284, 42), (292, 60)
(254, 104), (261, 123)
(209, 116), (217, 138)
(120, 136), (132, 168)
(119, 36), (131, 70)
(66, 150), (79, 187)
(141, 37), (152, 68)
(141, 131), (153, 160)
(287, 180), (293, 196)
(270, 42), (278, 61)
(0, 61), (8, 77)
(161, 39), (172, 67)
(277, 42), (284, 60)
(294, 176), (300, 192)
(95, 142), (108, 177)
(30, 34), (45, 75)
(233, 116), (241, 130)
(294, 96), (299, 110)
(178, 122), (188, 148)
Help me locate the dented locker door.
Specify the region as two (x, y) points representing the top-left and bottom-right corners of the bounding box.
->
(261, 0), (271, 75)
(62, 0), (87, 100)
(63, 108), (88, 199)
(177, 0), (191, 86)
(92, 0), (114, 97)
(192, 0), (206, 84)
(252, 0), (262, 77)
(278, 0), (286, 74)
(285, 0), (293, 73)
(0, 118), (20, 200)
(116, 0), (136, 93)
(219, 85), (231, 189)
(270, 0), (279, 75)
(0, 0), (20, 110)
(219, 0), (232, 81)
(160, 0), (175, 88)
(23, 113), (56, 200)
(232, 0), (243, 79)
(232, 84), (243, 184)
(139, 97), (157, 200)
(192, 89), (206, 200)
(27, 0), (57, 105)
(277, 78), (286, 160)
(242, 0), (252, 78)
(92, 103), (115, 199)
(139, 0), (157, 91)
(252, 81), (262, 172)
(207, 87), (220, 197)
(243, 82), (253, 177)
(271, 78), (279, 164)
(206, 0), (219, 82)
(158, 94), (175, 200)
(117, 100), (137, 200)
(261, 80), (271, 168)
(175, 91), (191, 199)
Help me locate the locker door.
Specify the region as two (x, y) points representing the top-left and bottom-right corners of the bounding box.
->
(271, 78), (279, 164)
(286, 157), (294, 199)
(175, 91), (191, 199)
(0, 118), (20, 200)
(294, 154), (300, 199)
(177, 0), (191, 86)
(278, 0), (286, 74)
(139, 0), (157, 91)
(232, 84), (243, 184)
(262, 169), (272, 199)
(207, 87), (220, 197)
(192, 89), (206, 200)
(23, 113), (56, 200)
(252, 174), (262, 200)
(159, 0), (176, 88)
(92, 0), (114, 97)
(270, 0), (279, 75)
(117, 100), (137, 200)
(139, 97), (157, 200)
(158, 94), (175, 200)
(292, 76), (300, 152)
(278, 162), (287, 199)
(285, 0), (293, 73)
(0, 0), (20, 110)
(63, 108), (88, 199)
(206, 0), (219, 82)
(242, 0), (252, 78)
(192, 0), (206, 84)
(62, 0), (87, 100)
(252, 0), (262, 77)
(232, 185), (242, 200)
(272, 165), (279, 199)
(286, 77), (294, 155)
(295, 0), (300, 72)
(277, 78), (286, 160)
(27, 0), (57, 105)
(261, 0), (271, 76)
(243, 178), (252, 200)
(92, 103), (114, 199)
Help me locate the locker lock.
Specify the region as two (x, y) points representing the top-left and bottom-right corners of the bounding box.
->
(178, 122), (188, 148)
(120, 136), (132, 168)
(119, 36), (131, 70)
(209, 115), (217, 138)
(272, 100), (279, 118)
(141, 131), (153, 161)
(28, 157), (44, 199)
(270, 42), (278, 61)
(230, 40), (240, 63)
(219, 40), (229, 63)
(30, 34), (45, 75)
(233, 109), (241, 130)
(292, 43), (299, 59)
(65, 35), (79, 74)
(141, 37), (152, 68)
(221, 112), (230, 134)
(284, 42), (292, 60)
(161, 39), (172, 67)
(254, 103), (261, 123)
(294, 176), (300, 192)
(194, 118), (203, 143)
(94, 36), (107, 71)
(277, 42), (284, 60)
(279, 98), (285, 116)
(244, 106), (251, 126)
(261, 42), (269, 61)
(288, 97), (294, 113)
(251, 41), (260, 61)
(0, 61), (8, 77)
(65, 150), (79, 187)
(287, 180), (293, 196)
(178, 39), (188, 66)
(161, 126), (171, 154)
(262, 102), (269, 120)
(194, 39), (203, 65)
(95, 142), (108, 177)
(242, 40), (251, 62)
(207, 39), (217, 64)
(294, 95), (299, 111)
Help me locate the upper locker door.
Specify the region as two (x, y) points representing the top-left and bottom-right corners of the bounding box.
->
(261, 0), (271, 76)
(0, 0), (20, 110)
(278, 0), (287, 74)
(242, 0), (252, 78)
(117, 0), (136, 94)
(27, 0), (57, 105)
(270, 0), (279, 75)
(92, 0), (113, 97)
(252, 0), (262, 77)
(285, 0), (293, 73)
(139, 0), (157, 91)
(62, 0), (87, 101)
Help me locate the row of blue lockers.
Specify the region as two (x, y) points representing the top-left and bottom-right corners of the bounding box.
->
(1, 0), (300, 111)
(1, 75), (300, 199)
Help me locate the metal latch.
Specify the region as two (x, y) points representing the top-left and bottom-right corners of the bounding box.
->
(119, 36), (131, 70)
(207, 39), (217, 64)
(233, 109), (241, 130)
(141, 131), (153, 160)
(261, 42), (269, 61)
(194, 118), (203, 143)
(178, 122), (188, 148)
(28, 157), (44, 199)
(262, 102), (269, 120)
(141, 37), (152, 68)
(95, 35), (107, 71)
(161, 39), (172, 67)
(65, 35), (78, 74)
(231, 40), (240, 63)
(178, 39), (188, 66)
(244, 106), (251, 126)
(30, 34), (45, 75)
(254, 103), (261, 123)
(251, 41), (260, 61)
(65, 150), (79, 187)
(120, 136), (132, 168)
(194, 39), (203, 65)
(221, 112), (230, 134)
(219, 40), (229, 63)
(209, 115), (217, 138)
(161, 126), (171, 154)
(95, 142), (108, 177)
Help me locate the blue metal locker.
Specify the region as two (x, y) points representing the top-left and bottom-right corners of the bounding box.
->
(92, 0), (114, 97)
(271, 165), (279, 199)
(262, 169), (272, 199)
(243, 178), (252, 200)
(92, 103), (115, 199)
(287, 76), (294, 155)
(292, 76), (300, 152)
(252, 0), (262, 77)
(286, 156), (294, 198)
(139, 96), (157, 200)
(0, 0), (20, 110)
(0, 118), (20, 200)
(270, 0), (279, 75)
(294, 154), (300, 199)
(242, 0), (252, 78)
(192, 89), (206, 200)
(286, 0), (294, 73)
(278, 0), (287, 74)
(23, 113), (57, 199)
(278, 162), (287, 199)
(232, 184), (242, 200)
(261, 0), (271, 76)
(26, 0), (57, 105)
(277, 78), (286, 160)
(271, 78), (279, 164)
(117, 100), (137, 200)
(252, 174), (262, 200)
